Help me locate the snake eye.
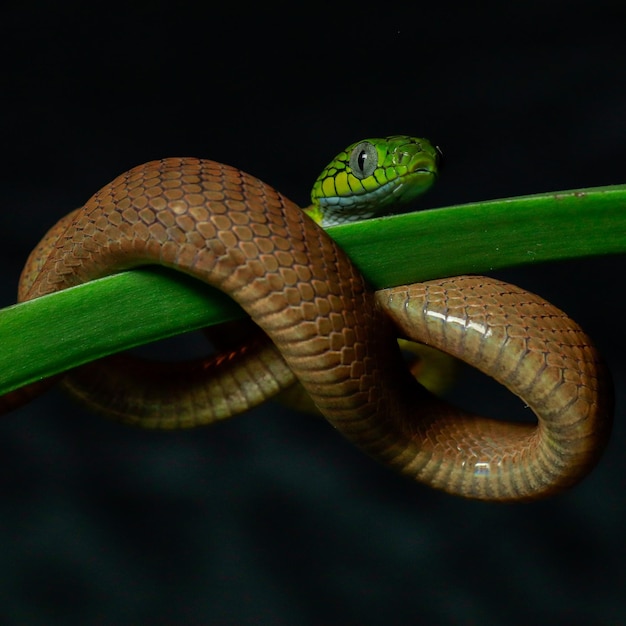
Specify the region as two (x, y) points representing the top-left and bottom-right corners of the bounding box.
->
(349, 141), (378, 179)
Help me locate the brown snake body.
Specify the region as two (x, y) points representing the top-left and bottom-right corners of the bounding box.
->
(10, 157), (613, 501)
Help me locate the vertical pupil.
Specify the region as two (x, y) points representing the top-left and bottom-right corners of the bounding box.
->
(349, 142), (377, 179)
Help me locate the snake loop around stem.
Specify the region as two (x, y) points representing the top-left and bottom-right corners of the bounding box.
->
(2, 139), (614, 501)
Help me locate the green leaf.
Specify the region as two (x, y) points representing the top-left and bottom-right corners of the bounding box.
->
(1, 184), (625, 395)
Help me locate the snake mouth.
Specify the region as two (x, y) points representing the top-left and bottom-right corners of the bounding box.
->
(319, 168), (438, 214)
(414, 167), (438, 177)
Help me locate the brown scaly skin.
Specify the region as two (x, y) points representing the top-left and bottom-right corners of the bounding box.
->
(5, 158), (613, 501)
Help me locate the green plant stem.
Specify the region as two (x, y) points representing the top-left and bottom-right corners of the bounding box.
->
(1, 184), (625, 395)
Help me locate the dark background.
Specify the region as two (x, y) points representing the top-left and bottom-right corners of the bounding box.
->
(2, 2), (626, 624)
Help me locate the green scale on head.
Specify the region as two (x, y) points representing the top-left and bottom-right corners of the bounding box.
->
(305, 135), (442, 228)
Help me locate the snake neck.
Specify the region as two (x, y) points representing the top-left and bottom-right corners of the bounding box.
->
(303, 202), (373, 228)
(303, 204), (324, 226)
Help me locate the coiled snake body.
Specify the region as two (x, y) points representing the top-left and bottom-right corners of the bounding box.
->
(7, 136), (613, 501)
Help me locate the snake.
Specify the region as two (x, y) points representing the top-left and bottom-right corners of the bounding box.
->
(5, 135), (613, 501)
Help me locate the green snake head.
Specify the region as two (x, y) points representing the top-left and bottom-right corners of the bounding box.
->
(306, 135), (441, 227)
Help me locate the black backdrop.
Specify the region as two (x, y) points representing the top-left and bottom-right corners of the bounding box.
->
(2, 3), (626, 624)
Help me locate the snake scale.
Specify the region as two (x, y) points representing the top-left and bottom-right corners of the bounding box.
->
(3, 136), (613, 501)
